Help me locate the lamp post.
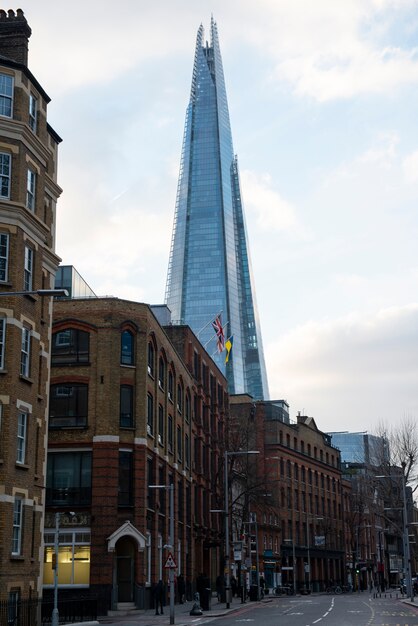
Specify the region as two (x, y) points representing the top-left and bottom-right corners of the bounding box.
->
(149, 483), (175, 624)
(376, 466), (414, 603)
(51, 512), (60, 626)
(224, 450), (259, 609)
(305, 515), (323, 593)
(0, 288), (69, 297)
(51, 511), (75, 626)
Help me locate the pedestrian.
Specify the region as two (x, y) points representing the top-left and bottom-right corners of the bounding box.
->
(231, 575), (238, 598)
(216, 574), (223, 602)
(154, 579), (164, 615)
(259, 575), (265, 598)
(177, 574), (185, 604)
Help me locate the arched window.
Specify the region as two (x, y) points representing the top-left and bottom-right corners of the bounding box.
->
(168, 370), (174, 402)
(147, 342), (155, 376)
(147, 393), (154, 435)
(52, 328), (90, 365)
(121, 330), (134, 365)
(177, 383), (183, 414)
(158, 357), (165, 389)
(185, 392), (191, 423)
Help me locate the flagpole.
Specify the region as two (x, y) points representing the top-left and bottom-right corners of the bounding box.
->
(203, 320), (230, 349)
(196, 310), (223, 338)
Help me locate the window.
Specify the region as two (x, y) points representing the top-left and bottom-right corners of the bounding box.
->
(185, 393), (191, 423)
(168, 370), (173, 401)
(120, 386), (133, 428)
(121, 330), (134, 365)
(20, 327), (30, 377)
(158, 404), (164, 445)
(0, 152), (11, 198)
(51, 328), (89, 365)
(46, 451), (92, 505)
(177, 383), (183, 413)
(168, 414), (173, 452)
(0, 232), (9, 282)
(147, 341), (154, 376)
(147, 393), (154, 435)
(0, 74), (13, 117)
(185, 433), (190, 468)
(16, 411), (27, 464)
(49, 383), (88, 428)
(158, 357), (165, 389)
(118, 450), (133, 506)
(147, 457), (154, 509)
(0, 317), (5, 369)
(12, 496), (23, 555)
(177, 426), (182, 461)
(24, 246), (33, 291)
(26, 168), (36, 211)
(43, 529), (90, 586)
(8, 591), (19, 625)
(29, 94), (37, 131)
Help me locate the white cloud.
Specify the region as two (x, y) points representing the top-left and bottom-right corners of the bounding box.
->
(403, 150), (418, 182)
(240, 169), (306, 235)
(265, 304), (418, 430)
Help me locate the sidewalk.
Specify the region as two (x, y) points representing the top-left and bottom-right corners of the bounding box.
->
(97, 594), (268, 626)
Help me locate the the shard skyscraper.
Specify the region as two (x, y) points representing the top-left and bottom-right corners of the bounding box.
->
(165, 19), (269, 400)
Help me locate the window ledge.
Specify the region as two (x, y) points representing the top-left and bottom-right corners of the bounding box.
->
(10, 555), (24, 561)
(0, 369), (7, 374)
(120, 364), (136, 369)
(16, 462), (29, 470)
(120, 426), (135, 430)
(20, 375), (34, 384)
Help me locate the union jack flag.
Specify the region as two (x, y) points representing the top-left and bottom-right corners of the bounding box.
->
(212, 315), (225, 353)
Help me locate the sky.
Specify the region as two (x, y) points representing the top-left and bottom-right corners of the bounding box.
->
(18, 0), (418, 433)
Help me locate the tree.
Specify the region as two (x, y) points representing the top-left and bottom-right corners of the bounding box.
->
(374, 415), (418, 493)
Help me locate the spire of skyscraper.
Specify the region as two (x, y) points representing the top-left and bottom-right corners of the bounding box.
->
(165, 19), (269, 400)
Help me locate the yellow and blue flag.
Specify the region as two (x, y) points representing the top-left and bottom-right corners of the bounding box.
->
(225, 336), (233, 363)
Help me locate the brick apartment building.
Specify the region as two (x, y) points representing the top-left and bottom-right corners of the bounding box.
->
(44, 294), (227, 612)
(0, 10), (62, 602)
(230, 396), (349, 592)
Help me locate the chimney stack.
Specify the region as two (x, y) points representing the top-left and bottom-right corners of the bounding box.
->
(0, 8), (31, 66)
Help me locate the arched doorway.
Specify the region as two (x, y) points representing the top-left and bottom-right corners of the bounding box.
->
(116, 536), (136, 602)
(107, 521), (147, 608)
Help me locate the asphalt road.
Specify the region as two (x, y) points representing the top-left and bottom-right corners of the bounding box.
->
(199, 594), (418, 626)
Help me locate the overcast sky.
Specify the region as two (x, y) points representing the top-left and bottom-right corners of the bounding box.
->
(19, 0), (418, 433)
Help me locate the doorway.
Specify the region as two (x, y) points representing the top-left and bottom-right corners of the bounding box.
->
(116, 537), (135, 602)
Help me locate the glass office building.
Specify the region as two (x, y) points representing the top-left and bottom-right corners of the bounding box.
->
(165, 19), (269, 399)
(328, 431), (388, 466)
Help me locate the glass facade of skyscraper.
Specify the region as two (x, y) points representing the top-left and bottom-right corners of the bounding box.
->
(165, 19), (269, 400)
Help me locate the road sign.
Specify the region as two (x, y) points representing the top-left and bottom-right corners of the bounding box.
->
(164, 552), (177, 569)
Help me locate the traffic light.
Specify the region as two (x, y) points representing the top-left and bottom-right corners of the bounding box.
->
(250, 535), (256, 553)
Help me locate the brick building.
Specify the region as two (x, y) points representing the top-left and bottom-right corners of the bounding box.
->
(230, 396), (348, 592)
(0, 10), (62, 602)
(44, 296), (227, 613)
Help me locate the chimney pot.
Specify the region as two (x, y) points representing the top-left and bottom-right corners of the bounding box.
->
(0, 7), (31, 65)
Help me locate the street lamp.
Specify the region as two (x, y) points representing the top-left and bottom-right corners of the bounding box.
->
(52, 511), (75, 626)
(149, 483), (175, 624)
(283, 538), (296, 594)
(223, 450), (259, 609)
(376, 464), (414, 603)
(0, 288), (69, 297)
(305, 515), (323, 593)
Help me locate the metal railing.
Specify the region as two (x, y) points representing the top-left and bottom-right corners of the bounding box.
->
(0, 597), (97, 626)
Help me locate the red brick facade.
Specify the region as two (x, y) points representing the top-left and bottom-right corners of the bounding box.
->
(45, 299), (227, 612)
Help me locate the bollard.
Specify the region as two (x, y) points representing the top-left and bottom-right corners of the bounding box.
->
(190, 591), (203, 616)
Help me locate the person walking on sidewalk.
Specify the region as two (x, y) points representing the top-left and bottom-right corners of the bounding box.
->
(154, 579), (164, 615)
